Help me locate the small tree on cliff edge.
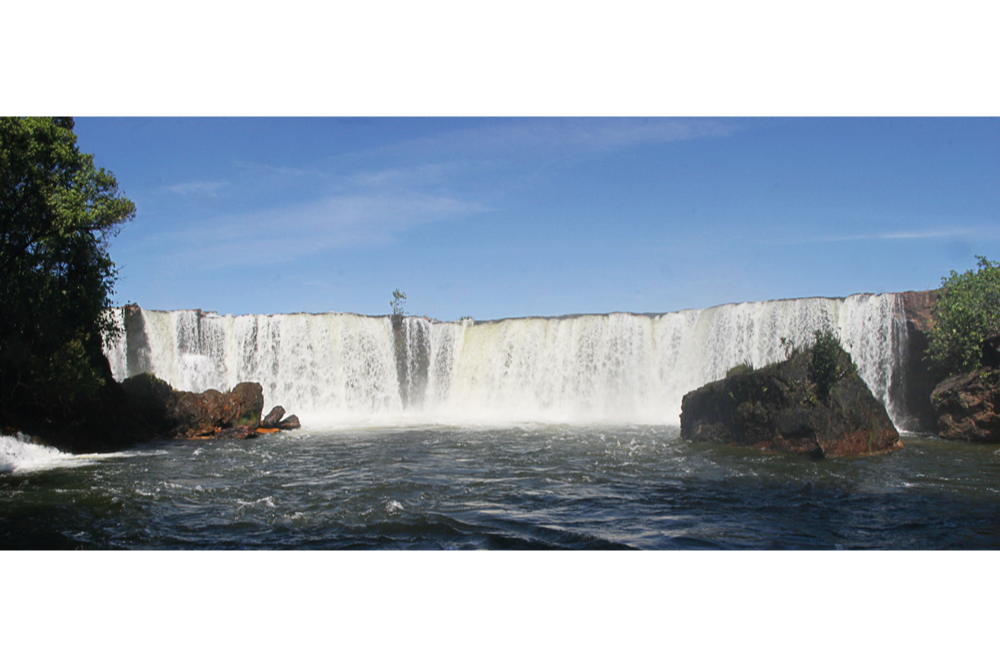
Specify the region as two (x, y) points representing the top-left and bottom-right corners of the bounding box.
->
(391, 289), (407, 316)
(0, 117), (136, 422)
(928, 255), (1000, 375)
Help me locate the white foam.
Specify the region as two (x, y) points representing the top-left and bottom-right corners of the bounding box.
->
(0, 434), (75, 473)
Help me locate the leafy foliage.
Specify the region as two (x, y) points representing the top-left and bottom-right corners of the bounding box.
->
(726, 359), (754, 378)
(927, 256), (1000, 374)
(390, 288), (407, 315)
(809, 329), (851, 400)
(0, 117), (135, 424)
(779, 336), (796, 360)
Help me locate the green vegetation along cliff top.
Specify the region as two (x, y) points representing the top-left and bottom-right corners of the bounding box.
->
(928, 255), (1000, 375)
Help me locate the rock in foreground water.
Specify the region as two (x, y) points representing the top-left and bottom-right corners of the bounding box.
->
(680, 338), (901, 459)
(121, 374), (265, 439)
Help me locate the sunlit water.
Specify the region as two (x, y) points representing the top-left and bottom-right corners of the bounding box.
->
(2, 426), (998, 549)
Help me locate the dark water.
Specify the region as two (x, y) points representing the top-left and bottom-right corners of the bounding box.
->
(2, 424), (999, 549)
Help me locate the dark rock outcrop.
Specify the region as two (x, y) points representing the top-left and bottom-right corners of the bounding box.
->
(681, 342), (901, 458)
(121, 374), (265, 439)
(123, 303), (154, 377)
(931, 368), (1000, 442)
(262, 406), (285, 428)
(277, 414), (301, 430)
(228, 383), (265, 428)
(27, 354), (154, 454)
(896, 290), (948, 432)
(117, 371), (174, 440)
(257, 405), (297, 433)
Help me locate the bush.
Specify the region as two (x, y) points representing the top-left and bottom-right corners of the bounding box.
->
(810, 329), (847, 400)
(726, 360), (754, 378)
(928, 255), (1000, 375)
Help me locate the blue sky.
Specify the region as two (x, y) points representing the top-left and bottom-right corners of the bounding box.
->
(73, 117), (1000, 321)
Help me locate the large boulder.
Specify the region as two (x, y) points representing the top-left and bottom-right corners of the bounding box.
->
(277, 414), (301, 430)
(930, 368), (1000, 442)
(680, 336), (901, 458)
(172, 382), (263, 438)
(119, 372), (174, 434)
(261, 406), (285, 428)
(121, 375), (264, 439)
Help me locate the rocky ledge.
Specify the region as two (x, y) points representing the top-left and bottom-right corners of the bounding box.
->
(121, 373), (300, 440)
(680, 335), (901, 459)
(931, 366), (1000, 442)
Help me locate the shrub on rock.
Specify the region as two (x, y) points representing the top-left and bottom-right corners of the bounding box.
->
(680, 331), (901, 458)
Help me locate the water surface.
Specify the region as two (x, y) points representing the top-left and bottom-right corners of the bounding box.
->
(2, 426), (998, 549)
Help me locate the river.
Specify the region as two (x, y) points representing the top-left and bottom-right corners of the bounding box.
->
(3, 425), (997, 549)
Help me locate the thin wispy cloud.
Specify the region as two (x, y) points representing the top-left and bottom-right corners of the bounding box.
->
(350, 168), (404, 186)
(875, 230), (973, 240)
(148, 190), (488, 269)
(136, 119), (745, 275)
(233, 161), (327, 182)
(765, 227), (989, 246)
(345, 118), (741, 167)
(348, 163), (461, 189)
(477, 117), (740, 152)
(162, 180), (228, 196)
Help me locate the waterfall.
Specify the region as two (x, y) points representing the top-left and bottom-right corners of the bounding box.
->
(105, 293), (909, 426)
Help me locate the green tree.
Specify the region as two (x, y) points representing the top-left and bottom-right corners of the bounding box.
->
(390, 289), (407, 315)
(809, 329), (852, 400)
(1, 117), (135, 425)
(927, 256), (1000, 374)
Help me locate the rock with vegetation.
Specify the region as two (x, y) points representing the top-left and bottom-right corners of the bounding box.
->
(923, 256), (1000, 441)
(931, 366), (1000, 442)
(169, 384), (264, 439)
(680, 331), (901, 459)
(121, 374), (266, 439)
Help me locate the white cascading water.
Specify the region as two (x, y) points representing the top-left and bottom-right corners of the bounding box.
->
(1, 433), (77, 473)
(105, 293), (908, 426)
